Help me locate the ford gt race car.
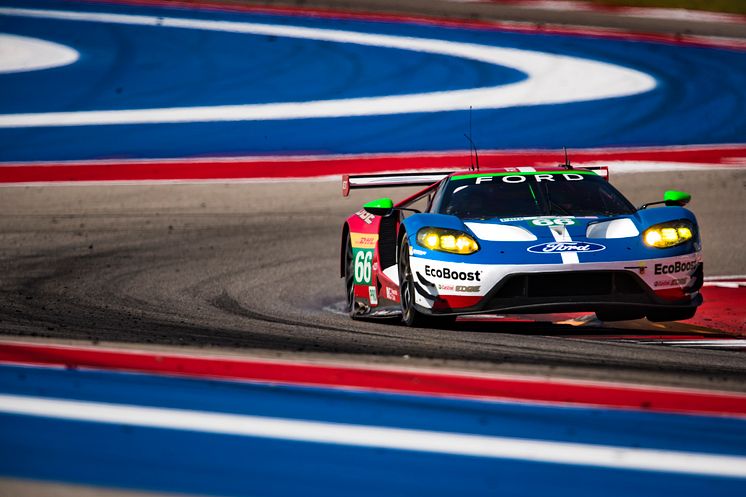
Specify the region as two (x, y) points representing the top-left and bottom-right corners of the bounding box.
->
(340, 165), (703, 327)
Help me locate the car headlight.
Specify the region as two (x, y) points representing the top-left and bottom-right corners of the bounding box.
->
(643, 221), (695, 248)
(417, 228), (479, 255)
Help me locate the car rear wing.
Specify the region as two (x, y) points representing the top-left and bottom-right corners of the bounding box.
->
(342, 166), (609, 197)
(342, 172), (451, 197)
(578, 166), (609, 181)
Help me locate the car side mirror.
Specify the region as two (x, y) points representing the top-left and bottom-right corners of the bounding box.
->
(363, 198), (395, 216)
(639, 190), (692, 210)
(664, 190), (691, 207)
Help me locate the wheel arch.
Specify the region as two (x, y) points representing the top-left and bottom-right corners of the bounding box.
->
(396, 224), (409, 267)
(340, 222), (350, 278)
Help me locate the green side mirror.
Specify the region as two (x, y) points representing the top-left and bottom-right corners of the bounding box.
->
(664, 190), (691, 207)
(363, 198), (395, 216)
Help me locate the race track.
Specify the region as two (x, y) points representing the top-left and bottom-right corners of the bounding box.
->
(0, 0), (745, 387)
(2, 1), (746, 495)
(1, 169), (745, 389)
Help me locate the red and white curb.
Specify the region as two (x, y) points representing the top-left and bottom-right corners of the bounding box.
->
(1, 145), (744, 185)
(1, 340), (746, 418)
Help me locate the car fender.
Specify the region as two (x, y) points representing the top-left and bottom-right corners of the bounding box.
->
(635, 206), (699, 233)
(400, 213), (472, 244)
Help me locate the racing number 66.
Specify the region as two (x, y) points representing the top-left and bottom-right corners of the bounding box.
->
(354, 249), (373, 284)
(531, 218), (576, 227)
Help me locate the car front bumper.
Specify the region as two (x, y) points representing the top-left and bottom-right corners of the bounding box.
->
(409, 253), (703, 316)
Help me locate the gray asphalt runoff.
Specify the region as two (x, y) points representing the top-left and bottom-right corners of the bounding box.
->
(1, 1), (745, 391)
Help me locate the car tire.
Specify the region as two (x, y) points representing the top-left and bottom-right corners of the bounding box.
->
(646, 308), (697, 322)
(343, 233), (360, 319)
(398, 236), (455, 328)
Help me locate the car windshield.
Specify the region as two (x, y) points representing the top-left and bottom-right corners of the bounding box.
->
(438, 171), (635, 219)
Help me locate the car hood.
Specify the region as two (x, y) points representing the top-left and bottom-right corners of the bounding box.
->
(400, 208), (699, 265)
(463, 215), (637, 242)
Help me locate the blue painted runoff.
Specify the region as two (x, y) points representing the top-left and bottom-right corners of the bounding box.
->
(0, 364), (745, 497)
(0, 0), (744, 160)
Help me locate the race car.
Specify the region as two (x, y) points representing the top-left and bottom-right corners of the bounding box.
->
(340, 165), (703, 326)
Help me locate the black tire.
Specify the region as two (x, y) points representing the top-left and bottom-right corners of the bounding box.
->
(646, 307), (697, 322)
(343, 234), (359, 319)
(595, 310), (645, 322)
(398, 237), (455, 328)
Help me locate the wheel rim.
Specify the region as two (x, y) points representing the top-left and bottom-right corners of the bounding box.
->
(344, 237), (355, 313)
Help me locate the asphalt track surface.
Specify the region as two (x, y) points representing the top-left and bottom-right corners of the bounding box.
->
(1, 169), (745, 391)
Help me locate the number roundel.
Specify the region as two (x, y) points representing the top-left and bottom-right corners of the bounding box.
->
(531, 218), (575, 227)
(353, 249), (373, 284)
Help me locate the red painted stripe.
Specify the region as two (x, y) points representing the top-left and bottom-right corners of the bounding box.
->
(1, 341), (745, 417)
(82, 0), (746, 50)
(1, 146), (744, 184)
(690, 286), (746, 337)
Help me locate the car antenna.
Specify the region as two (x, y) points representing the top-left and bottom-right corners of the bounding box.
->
(560, 146), (573, 170)
(464, 106), (480, 171)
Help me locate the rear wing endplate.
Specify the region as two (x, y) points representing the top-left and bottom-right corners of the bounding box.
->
(342, 172), (451, 197)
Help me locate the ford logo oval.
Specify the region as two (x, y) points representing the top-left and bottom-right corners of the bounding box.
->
(527, 242), (606, 254)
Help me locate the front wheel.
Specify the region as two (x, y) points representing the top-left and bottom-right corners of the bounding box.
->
(398, 237), (455, 328)
(343, 234), (359, 319)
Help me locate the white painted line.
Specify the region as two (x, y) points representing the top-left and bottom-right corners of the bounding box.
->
(0, 34), (78, 74)
(705, 275), (746, 281)
(703, 275), (746, 288)
(1, 393), (746, 477)
(581, 161), (741, 174)
(703, 282), (746, 289)
(0, 8), (656, 127)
